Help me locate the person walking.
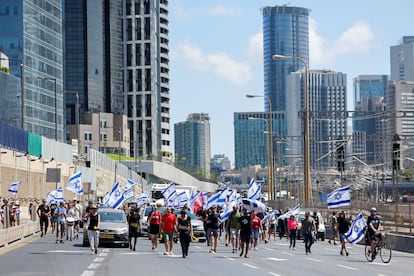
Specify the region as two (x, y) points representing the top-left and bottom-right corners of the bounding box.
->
(328, 211), (338, 245)
(37, 199), (50, 237)
(228, 205), (240, 253)
(54, 202), (66, 244)
(287, 215), (298, 250)
(86, 204), (100, 254)
(161, 207), (177, 255)
(301, 212), (316, 254)
(237, 208), (251, 258)
(337, 211), (351, 256)
(206, 206), (221, 253)
(250, 210), (262, 251)
(148, 206), (161, 252)
(50, 202), (58, 234)
(128, 207), (141, 251)
(72, 198), (82, 239)
(177, 210), (192, 258)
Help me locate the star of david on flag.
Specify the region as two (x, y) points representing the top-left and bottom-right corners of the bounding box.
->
(67, 171), (83, 195)
(327, 186), (351, 209)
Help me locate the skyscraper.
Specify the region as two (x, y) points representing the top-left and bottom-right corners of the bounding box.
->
(353, 75), (388, 164)
(174, 114), (211, 178)
(124, 0), (171, 161)
(287, 70), (347, 169)
(63, 0), (124, 125)
(0, 0), (64, 140)
(262, 5), (309, 112)
(390, 36), (414, 81)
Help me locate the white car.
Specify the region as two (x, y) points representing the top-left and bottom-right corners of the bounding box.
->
(296, 211), (326, 241)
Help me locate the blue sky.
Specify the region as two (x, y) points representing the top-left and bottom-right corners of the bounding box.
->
(168, 0), (414, 165)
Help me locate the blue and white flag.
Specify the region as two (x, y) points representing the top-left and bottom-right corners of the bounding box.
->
(8, 181), (21, 194)
(46, 190), (57, 205)
(54, 187), (64, 201)
(174, 190), (188, 208)
(102, 192), (110, 206)
(162, 183), (176, 207)
(262, 210), (278, 224)
(107, 182), (125, 209)
(345, 213), (367, 244)
(220, 201), (237, 222)
(126, 179), (137, 190)
(228, 190), (237, 204)
(123, 188), (134, 201)
(327, 186), (351, 209)
(206, 191), (221, 209)
(247, 178), (261, 200)
(216, 187), (228, 207)
(137, 192), (150, 207)
(67, 171), (83, 195)
(278, 204), (301, 220)
(242, 198), (267, 213)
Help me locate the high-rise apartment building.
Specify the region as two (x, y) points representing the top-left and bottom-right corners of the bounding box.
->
(174, 113), (211, 178)
(390, 36), (414, 81)
(353, 75), (388, 164)
(0, 0), (64, 140)
(262, 5), (309, 112)
(124, 0), (171, 161)
(287, 70), (347, 169)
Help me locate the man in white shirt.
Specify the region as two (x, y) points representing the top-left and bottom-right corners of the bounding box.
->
(72, 198), (82, 239)
(54, 202), (66, 243)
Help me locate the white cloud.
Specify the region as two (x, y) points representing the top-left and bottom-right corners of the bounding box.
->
(175, 40), (253, 86)
(208, 5), (242, 16)
(310, 19), (376, 67)
(246, 30), (263, 65)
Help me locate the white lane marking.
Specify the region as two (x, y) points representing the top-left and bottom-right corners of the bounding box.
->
(93, 257), (105, 263)
(337, 264), (358, 271)
(102, 249), (110, 253)
(265, 248), (275, 251)
(369, 262), (391, 266)
(226, 257), (236, 261)
(269, 272), (281, 276)
(47, 250), (87, 253)
(98, 252), (108, 257)
(377, 274), (388, 276)
(80, 271), (95, 276)
(88, 263), (100, 269)
(194, 246), (202, 249)
(282, 251), (294, 256)
(267, 257), (287, 261)
(242, 263), (258, 269)
(306, 257), (322, 262)
(120, 252), (153, 255)
(324, 248), (337, 252)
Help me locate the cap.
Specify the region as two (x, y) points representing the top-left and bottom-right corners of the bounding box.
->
(180, 210), (186, 215)
(90, 204), (97, 209)
(14, 201), (20, 205)
(73, 198), (77, 201)
(370, 207), (377, 212)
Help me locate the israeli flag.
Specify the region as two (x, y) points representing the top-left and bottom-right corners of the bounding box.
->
(137, 192), (150, 207)
(54, 187), (64, 201)
(206, 191), (221, 209)
(262, 210), (278, 225)
(345, 213), (367, 244)
(247, 178), (261, 200)
(161, 183), (177, 207)
(46, 190), (57, 205)
(102, 192), (110, 206)
(278, 204), (301, 220)
(67, 171), (83, 195)
(216, 187), (228, 207)
(228, 190), (237, 204)
(220, 201), (237, 222)
(123, 188), (134, 201)
(126, 179), (137, 190)
(107, 182), (125, 209)
(8, 181), (21, 194)
(327, 186), (351, 209)
(242, 198), (267, 213)
(174, 190), (188, 208)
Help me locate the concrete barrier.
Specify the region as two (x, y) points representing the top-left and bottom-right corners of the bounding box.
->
(0, 221), (39, 248)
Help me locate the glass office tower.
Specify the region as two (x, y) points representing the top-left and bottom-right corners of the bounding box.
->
(0, 0), (64, 140)
(262, 5), (309, 112)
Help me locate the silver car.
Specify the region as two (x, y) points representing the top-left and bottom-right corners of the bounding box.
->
(83, 208), (129, 247)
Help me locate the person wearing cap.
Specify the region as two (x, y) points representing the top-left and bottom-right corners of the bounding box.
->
(37, 199), (50, 237)
(86, 204), (100, 254)
(206, 205), (221, 254)
(367, 207), (382, 260)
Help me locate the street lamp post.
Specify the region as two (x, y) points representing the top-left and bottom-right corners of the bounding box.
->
(39, 77), (57, 140)
(64, 91), (80, 154)
(246, 94), (274, 201)
(272, 54), (310, 207)
(0, 57), (24, 129)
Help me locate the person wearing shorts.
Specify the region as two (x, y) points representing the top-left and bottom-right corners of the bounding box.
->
(128, 207), (141, 251)
(250, 210), (262, 251)
(161, 207), (176, 255)
(228, 205), (240, 253)
(54, 202), (66, 243)
(206, 206), (221, 253)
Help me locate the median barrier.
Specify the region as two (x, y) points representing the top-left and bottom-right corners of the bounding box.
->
(0, 221), (39, 248)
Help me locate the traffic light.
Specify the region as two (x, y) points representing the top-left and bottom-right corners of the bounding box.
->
(393, 142), (400, 171)
(337, 144), (345, 172)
